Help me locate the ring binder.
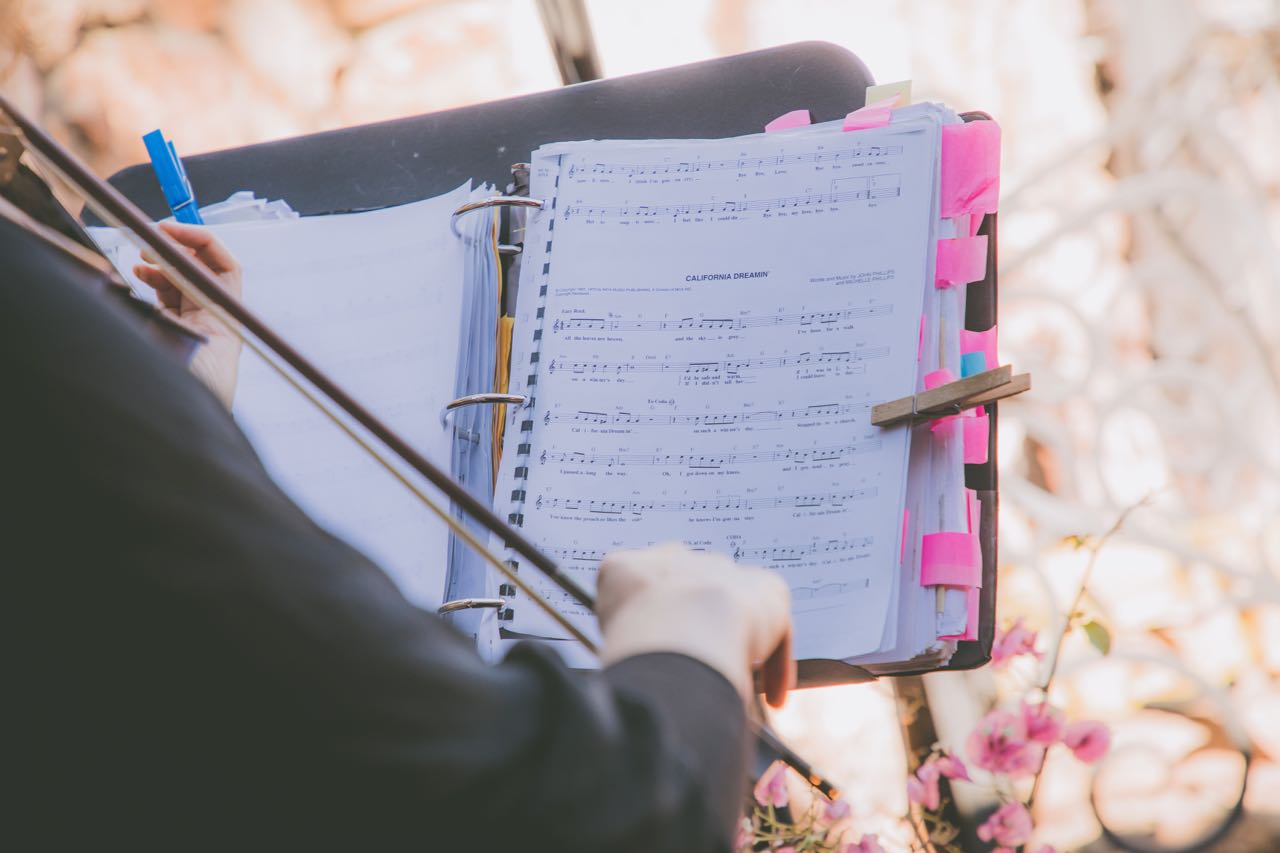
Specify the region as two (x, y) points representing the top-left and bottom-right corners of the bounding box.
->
(441, 392), (528, 426)
(436, 597), (506, 615)
(450, 195), (545, 238)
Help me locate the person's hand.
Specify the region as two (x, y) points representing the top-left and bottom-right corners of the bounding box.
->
(597, 543), (796, 709)
(133, 221), (243, 408)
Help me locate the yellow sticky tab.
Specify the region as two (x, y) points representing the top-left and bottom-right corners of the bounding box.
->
(492, 314), (516, 483)
(865, 79), (912, 107)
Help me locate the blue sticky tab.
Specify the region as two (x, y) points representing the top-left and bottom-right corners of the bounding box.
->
(142, 129), (203, 225)
(960, 351), (987, 377)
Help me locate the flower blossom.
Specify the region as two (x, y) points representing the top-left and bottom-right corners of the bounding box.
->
(1062, 720), (1111, 764)
(845, 834), (886, 853)
(906, 758), (941, 810)
(935, 753), (971, 782)
(907, 751), (971, 810)
(734, 817), (754, 852)
(1020, 700), (1065, 745)
(823, 798), (851, 823)
(976, 801), (1033, 848)
(966, 709), (1044, 777)
(991, 617), (1042, 668)
(753, 761), (789, 808)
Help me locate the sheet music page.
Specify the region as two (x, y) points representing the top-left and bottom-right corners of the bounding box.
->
(224, 185), (471, 610)
(495, 123), (940, 660)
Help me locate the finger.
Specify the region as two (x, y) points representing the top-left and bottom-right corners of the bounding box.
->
(133, 264), (182, 310)
(761, 628), (795, 709)
(157, 221), (239, 275)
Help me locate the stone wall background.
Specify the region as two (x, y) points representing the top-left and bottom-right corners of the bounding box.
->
(5, 1), (1280, 850)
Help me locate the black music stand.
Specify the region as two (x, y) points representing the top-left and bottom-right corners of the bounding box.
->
(100, 41), (998, 687)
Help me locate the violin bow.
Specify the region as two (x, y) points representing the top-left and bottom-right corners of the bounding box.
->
(0, 94), (840, 802)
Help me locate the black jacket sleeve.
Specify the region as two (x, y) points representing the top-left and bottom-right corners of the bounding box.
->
(3, 217), (748, 852)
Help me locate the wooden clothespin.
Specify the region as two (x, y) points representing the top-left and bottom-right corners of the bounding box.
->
(871, 365), (1030, 427)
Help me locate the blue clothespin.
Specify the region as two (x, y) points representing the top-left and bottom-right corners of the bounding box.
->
(142, 129), (203, 225)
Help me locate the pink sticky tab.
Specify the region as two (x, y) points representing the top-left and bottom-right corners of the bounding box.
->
(966, 489), (980, 534)
(963, 411), (990, 464)
(920, 532), (982, 587)
(940, 120), (1001, 219)
(935, 235), (989, 288)
(924, 368), (955, 391)
(901, 509), (910, 563)
(960, 325), (998, 372)
(765, 109), (811, 132)
(842, 97), (896, 131)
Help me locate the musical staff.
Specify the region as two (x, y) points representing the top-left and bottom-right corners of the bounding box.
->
(566, 145), (905, 178)
(547, 348), (890, 376)
(542, 401), (870, 428)
(547, 535), (874, 566)
(552, 304), (892, 334)
(563, 177), (902, 220)
(533, 487), (877, 515)
(792, 580), (867, 600)
(539, 440), (882, 468)
(735, 536), (873, 562)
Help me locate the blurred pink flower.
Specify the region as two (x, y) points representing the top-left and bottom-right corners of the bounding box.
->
(977, 801), (1033, 848)
(734, 817), (753, 851)
(991, 617), (1042, 668)
(776, 847), (795, 853)
(823, 798), (851, 822)
(753, 761), (789, 808)
(907, 759), (941, 810)
(845, 834), (886, 853)
(1062, 720), (1111, 764)
(1028, 845), (1058, 853)
(935, 752), (971, 782)
(1020, 700), (1064, 745)
(967, 709), (1044, 777)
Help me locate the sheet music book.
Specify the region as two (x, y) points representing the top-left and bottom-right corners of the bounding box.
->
(89, 100), (999, 676)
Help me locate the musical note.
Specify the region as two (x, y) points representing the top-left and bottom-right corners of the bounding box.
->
(546, 348), (890, 376)
(552, 304), (892, 334)
(540, 440), (882, 468)
(533, 487), (877, 515)
(564, 145), (905, 179)
(542, 401), (870, 428)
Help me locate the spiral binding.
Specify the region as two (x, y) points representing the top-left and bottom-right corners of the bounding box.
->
(491, 164), (563, 627)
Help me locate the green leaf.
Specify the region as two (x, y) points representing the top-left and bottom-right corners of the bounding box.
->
(1082, 619), (1112, 655)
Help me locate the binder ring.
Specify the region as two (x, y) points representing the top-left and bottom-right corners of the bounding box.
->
(436, 597), (506, 615)
(451, 196), (545, 238)
(441, 392), (528, 426)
